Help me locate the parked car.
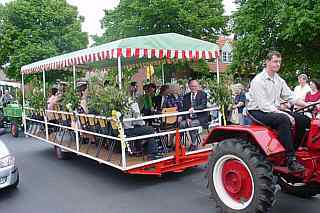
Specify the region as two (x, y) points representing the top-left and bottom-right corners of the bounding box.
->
(0, 139), (19, 190)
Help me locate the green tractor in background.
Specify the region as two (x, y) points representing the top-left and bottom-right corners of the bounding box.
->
(0, 80), (23, 137)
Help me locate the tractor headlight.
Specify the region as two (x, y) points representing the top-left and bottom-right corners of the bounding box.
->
(0, 155), (15, 168)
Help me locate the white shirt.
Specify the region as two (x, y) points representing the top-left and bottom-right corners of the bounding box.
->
(161, 96), (165, 108)
(190, 92), (197, 105)
(123, 102), (145, 129)
(294, 84), (311, 100)
(247, 69), (298, 112)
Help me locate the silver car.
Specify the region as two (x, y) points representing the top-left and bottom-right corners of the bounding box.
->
(0, 139), (19, 189)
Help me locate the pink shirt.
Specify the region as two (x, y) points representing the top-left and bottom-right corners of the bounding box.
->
(47, 95), (60, 110)
(305, 91), (320, 103)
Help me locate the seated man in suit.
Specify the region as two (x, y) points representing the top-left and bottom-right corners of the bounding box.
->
(180, 79), (208, 151)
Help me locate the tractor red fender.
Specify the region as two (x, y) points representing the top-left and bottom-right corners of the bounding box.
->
(203, 124), (285, 156)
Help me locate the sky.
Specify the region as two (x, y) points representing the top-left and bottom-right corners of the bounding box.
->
(0, 0), (237, 36)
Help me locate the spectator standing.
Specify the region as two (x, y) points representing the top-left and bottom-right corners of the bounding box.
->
(233, 84), (246, 125)
(242, 85), (252, 125)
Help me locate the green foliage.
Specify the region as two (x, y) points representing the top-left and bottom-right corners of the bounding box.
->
(188, 60), (211, 78)
(177, 78), (188, 86)
(232, 0), (320, 86)
(94, 0), (226, 44)
(15, 89), (23, 105)
(207, 76), (233, 126)
(87, 76), (131, 116)
(60, 86), (79, 112)
(102, 86), (131, 116)
(25, 77), (47, 112)
(0, 0), (88, 81)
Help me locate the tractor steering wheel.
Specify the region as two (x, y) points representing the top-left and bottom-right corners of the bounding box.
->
(294, 101), (320, 114)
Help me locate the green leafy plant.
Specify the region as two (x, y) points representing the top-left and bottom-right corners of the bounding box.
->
(102, 86), (131, 116)
(177, 78), (188, 86)
(207, 77), (233, 126)
(87, 76), (131, 116)
(25, 77), (47, 113)
(15, 89), (22, 105)
(61, 86), (80, 112)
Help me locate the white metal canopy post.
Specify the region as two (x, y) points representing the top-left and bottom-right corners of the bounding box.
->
(118, 57), (122, 89)
(42, 71), (49, 140)
(21, 72), (26, 134)
(117, 56), (126, 167)
(216, 54), (222, 125)
(216, 55), (220, 84)
(42, 71), (46, 98)
(162, 63), (165, 85)
(72, 65), (80, 151)
(73, 65), (76, 90)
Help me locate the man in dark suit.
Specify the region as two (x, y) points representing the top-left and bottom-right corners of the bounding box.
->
(180, 79), (208, 151)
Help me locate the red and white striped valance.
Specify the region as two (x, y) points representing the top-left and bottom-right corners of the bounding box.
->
(21, 48), (220, 75)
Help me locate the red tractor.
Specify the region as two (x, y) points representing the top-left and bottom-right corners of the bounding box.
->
(204, 103), (320, 213)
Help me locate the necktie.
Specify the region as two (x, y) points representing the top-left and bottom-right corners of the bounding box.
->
(191, 93), (196, 107)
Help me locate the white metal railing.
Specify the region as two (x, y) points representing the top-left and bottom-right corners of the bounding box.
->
(23, 107), (220, 169)
(25, 107), (220, 139)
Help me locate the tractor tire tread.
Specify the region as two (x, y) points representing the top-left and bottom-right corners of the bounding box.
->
(208, 139), (276, 213)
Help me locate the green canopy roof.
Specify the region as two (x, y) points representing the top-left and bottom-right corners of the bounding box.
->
(21, 33), (219, 74)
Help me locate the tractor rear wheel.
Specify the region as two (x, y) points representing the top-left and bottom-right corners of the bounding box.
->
(208, 139), (276, 213)
(279, 176), (320, 198)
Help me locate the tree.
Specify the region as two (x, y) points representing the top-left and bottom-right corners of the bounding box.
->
(0, 0), (88, 80)
(231, 0), (320, 86)
(94, 0), (226, 44)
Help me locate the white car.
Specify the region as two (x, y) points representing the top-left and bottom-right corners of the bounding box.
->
(0, 139), (19, 189)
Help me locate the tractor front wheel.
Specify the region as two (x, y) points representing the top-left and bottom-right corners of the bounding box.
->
(11, 122), (18, 137)
(208, 139), (276, 213)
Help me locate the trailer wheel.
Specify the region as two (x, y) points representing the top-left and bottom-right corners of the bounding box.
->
(279, 176), (320, 198)
(54, 146), (71, 160)
(11, 122), (18, 137)
(208, 139), (276, 213)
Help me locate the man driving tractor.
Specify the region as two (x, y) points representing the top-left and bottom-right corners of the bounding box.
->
(248, 51), (310, 172)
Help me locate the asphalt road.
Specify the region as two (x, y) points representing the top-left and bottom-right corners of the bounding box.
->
(0, 134), (319, 213)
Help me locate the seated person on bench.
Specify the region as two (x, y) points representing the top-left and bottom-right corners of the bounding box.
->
(122, 87), (161, 160)
(180, 79), (208, 151)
